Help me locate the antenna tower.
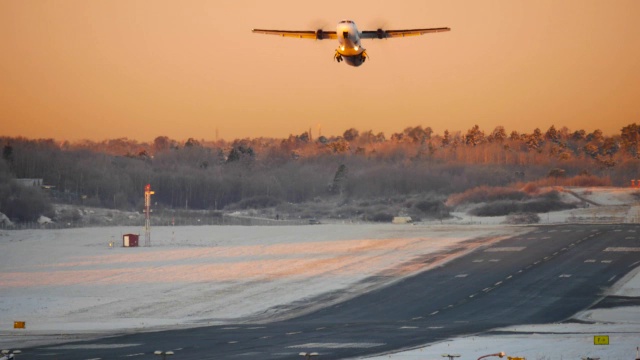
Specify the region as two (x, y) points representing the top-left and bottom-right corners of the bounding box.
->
(144, 184), (155, 247)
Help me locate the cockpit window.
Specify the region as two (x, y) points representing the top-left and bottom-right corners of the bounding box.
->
(339, 20), (354, 24)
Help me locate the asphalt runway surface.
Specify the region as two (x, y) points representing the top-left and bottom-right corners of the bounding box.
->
(23, 224), (640, 359)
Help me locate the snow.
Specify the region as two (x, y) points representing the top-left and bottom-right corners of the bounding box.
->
(0, 224), (521, 348)
(1, 186), (640, 358)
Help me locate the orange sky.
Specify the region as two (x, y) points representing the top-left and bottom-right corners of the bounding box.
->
(1, 0), (639, 142)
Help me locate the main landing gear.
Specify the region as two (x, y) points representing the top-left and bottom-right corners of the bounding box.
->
(334, 51), (343, 63)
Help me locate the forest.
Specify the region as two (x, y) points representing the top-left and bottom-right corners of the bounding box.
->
(1, 123), (640, 223)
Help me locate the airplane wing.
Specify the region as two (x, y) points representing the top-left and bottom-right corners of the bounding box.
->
(361, 27), (450, 39)
(252, 29), (337, 40)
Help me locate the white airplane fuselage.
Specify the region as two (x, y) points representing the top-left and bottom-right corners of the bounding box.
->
(335, 20), (367, 67)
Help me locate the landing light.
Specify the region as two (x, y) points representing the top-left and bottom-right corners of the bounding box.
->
(340, 46), (345, 51)
(354, 46), (359, 51)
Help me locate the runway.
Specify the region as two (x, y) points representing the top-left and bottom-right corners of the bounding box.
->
(25, 224), (640, 359)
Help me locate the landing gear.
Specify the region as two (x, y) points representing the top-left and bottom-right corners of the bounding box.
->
(334, 51), (343, 63)
(361, 51), (368, 63)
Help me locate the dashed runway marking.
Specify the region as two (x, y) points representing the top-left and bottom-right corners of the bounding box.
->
(601, 260), (613, 264)
(559, 274), (572, 278)
(455, 274), (468, 278)
(489, 259), (500, 262)
(585, 259), (596, 263)
(604, 247), (640, 252)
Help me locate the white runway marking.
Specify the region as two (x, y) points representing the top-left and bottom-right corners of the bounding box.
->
(584, 259), (596, 263)
(228, 341), (238, 344)
(605, 247), (640, 252)
(608, 275), (617, 282)
(489, 259), (500, 262)
(559, 274), (572, 278)
(400, 326), (418, 329)
(494, 281), (503, 286)
(473, 259), (484, 263)
(287, 331), (302, 335)
(455, 274), (468, 278)
(485, 247), (526, 252)
(430, 311), (439, 315)
(601, 260), (613, 263)
(428, 326), (444, 329)
(46, 344), (140, 350)
(289, 343), (384, 349)
(625, 236), (636, 239)
(124, 354), (144, 357)
(542, 236), (551, 239)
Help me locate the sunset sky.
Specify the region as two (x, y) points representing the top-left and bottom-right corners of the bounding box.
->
(1, 0), (639, 142)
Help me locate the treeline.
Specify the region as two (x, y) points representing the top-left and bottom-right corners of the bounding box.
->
(1, 123), (640, 222)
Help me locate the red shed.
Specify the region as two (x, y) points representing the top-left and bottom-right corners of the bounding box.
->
(123, 233), (139, 247)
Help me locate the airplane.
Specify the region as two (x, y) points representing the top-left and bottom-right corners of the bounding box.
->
(252, 20), (450, 67)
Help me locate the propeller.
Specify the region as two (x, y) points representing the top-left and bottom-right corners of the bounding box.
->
(310, 20), (329, 40)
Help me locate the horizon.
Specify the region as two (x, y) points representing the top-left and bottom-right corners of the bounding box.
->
(2, 0), (639, 142)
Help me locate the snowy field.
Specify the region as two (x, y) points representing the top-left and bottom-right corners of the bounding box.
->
(1, 187), (640, 359)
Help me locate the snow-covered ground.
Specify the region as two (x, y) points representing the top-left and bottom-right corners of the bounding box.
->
(1, 187), (639, 359)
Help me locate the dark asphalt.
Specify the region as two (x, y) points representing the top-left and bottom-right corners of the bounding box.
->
(22, 224), (640, 360)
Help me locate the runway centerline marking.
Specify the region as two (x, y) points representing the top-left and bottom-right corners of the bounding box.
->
(559, 274), (572, 278)
(455, 274), (468, 278)
(585, 259), (596, 263)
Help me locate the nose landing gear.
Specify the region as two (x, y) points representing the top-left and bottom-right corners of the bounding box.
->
(334, 51), (343, 63)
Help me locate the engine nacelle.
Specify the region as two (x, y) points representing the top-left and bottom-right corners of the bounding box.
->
(376, 28), (385, 39)
(316, 29), (324, 40)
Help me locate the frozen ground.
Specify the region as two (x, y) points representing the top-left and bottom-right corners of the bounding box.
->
(1, 187), (639, 359)
(0, 224), (521, 348)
